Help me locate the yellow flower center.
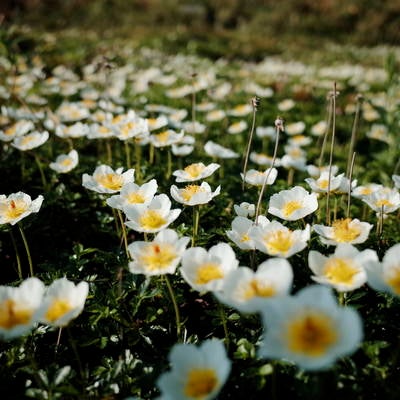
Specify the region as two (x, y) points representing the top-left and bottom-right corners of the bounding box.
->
(139, 210), (166, 230)
(154, 130), (170, 143)
(182, 185), (205, 202)
(287, 312), (338, 356)
(323, 258), (358, 285)
(139, 243), (177, 272)
(5, 125), (16, 136)
(60, 158), (73, 167)
(375, 199), (393, 207)
(318, 179), (329, 189)
(332, 218), (361, 242)
(385, 268), (400, 295)
(5, 199), (28, 221)
(126, 192), (146, 204)
(0, 299), (33, 329)
(240, 233), (250, 242)
(96, 173), (124, 190)
(195, 263), (223, 285)
(184, 368), (219, 399)
(243, 279), (276, 300)
(45, 299), (73, 323)
(20, 135), (34, 146)
(360, 187), (373, 195)
(264, 230), (294, 255)
(234, 105), (247, 113)
(282, 201), (303, 217)
(121, 122), (136, 137)
(184, 164), (204, 178)
(112, 115), (124, 124)
(99, 126), (111, 135)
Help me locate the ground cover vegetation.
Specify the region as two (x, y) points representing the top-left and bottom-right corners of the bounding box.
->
(0, 5), (399, 399)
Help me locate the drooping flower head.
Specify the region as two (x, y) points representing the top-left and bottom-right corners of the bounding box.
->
(172, 163), (220, 183)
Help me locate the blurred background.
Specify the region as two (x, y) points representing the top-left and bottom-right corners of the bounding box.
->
(0, 0), (399, 61)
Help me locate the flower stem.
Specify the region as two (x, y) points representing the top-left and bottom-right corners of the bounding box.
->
(164, 275), (181, 340)
(166, 148), (172, 180)
(218, 303), (230, 350)
(18, 223), (33, 277)
(135, 144), (142, 184)
(124, 140), (131, 168)
(242, 97), (258, 191)
(192, 206), (200, 247)
(33, 153), (48, 192)
(117, 210), (130, 260)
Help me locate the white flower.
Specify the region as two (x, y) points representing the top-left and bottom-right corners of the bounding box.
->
(365, 243), (400, 297)
(55, 122), (90, 139)
(0, 192), (44, 225)
(49, 149), (79, 174)
(157, 339), (231, 400)
(268, 186), (318, 221)
(249, 152), (282, 167)
(259, 285), (363, 370)
(124, 194), (181, 233)
(227, 120), (248, 135)
(241, 168), (278, 187)
(285, 121), (306, 135)
(128, 229), (189, 276)
(256, 126), (276, 139)
(366, 124), (392, 144)
(250, 221), (310, 258)
(226, 216), (256, 250)
(313, 218), (373, 246)
(204, 141), (239, 159)
(180, 243), (239, 293)
(308, 244), (377, 292)
(35, 278), (89, 327)
(82, 165), (135, 194)
(87, 123), (116, 139)
(233, 202), (255, 218)
(146, 115), (168, 131)
(205, 109), (226, 122)
(288, 135), (312, 147)
(0, 120), (34, 142)
(56, 102), (90, 122)
(12, 131), (49, 151)
(215, 259), (293, 313)
(362, 188), (400, 214)
(0, 278), (45, 340)
(310, 120), (328, 137)
(306, 165), (339, 179)
(172, 163), (220, 183)
(277, 98), (295, 111)
(182, 121), (206, 135)
(351, 183), (383, 199)
(228, 103), (252, 117)
(150, 129), (184, 148)
(305, 172), (345, 193)
(170, 183), (220, 206)
(106, 179), (157, 210)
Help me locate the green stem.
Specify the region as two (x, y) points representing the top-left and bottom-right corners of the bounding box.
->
(135, 144), (142, 184)
(117, 210), (130, 260)
(106, 140), (113, 165)
(34, 153), (48, 191)
(166, 148), (172, 180)
(218, 303), (229, 350)
(18, 224), (33, 277)
(192, 206), (200, 247)
(242, 99), (258, 191)
(164, 275), (181, 340)
(67, 327), (85, 380)
(10, 229), (22, 279)
(124, 140), (131, 169)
